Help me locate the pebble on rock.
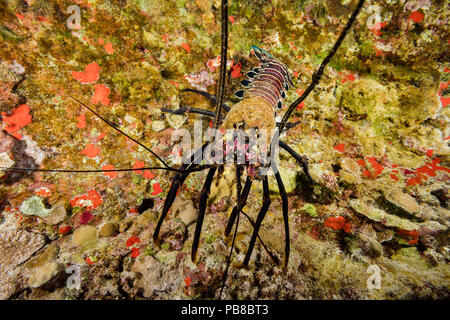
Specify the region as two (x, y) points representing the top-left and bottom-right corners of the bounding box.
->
(340, 158), (361, 184)
(28, 262), (64, 288)
(385, 190), (421, 217)
(174, 199), (198, 227)
(98, 222), (118, 237)
(72, 225), (98, 247)
(42, 204), (67, 225)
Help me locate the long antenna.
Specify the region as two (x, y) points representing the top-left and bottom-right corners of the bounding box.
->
(212, 0), (229, 131)
(69, 95), (171, 169)
(185, 0), (228, 173)
(279, 0), (365, 133)
(0, 165), (215, 174)
(219, 164), (242, 299)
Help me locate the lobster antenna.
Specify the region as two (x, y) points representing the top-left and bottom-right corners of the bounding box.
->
(279, 0), (365, 133)
(0, 165), (215, 175)
(68, 95), (171, 169)
(218, 208), (280, 299)
(219, 203), (240, 299)
(212, 0), (228, 131)
(240, 210), (279, 264)
(219, 164), (243, 299)
(185, 0), (228, 173)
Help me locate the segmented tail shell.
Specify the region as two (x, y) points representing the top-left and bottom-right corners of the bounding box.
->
(235, 46), (293, 110)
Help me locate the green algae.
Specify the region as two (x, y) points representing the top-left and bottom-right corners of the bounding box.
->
(301, 203), (317, 217)
(0, 25), (23, 42)
(204, 233), (215, 244)
(391, 247), (430, 269)
(111, 63), (163, 105)
(20, 196), (51, 218)
(269, 165), (298, 194)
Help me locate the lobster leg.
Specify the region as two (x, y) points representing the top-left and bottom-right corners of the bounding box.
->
(182, 88), (231, 111)
(153, 142), (209, 246)
(241, 175), (271, 268)
(225, 176), (252, 236)
(161, 88), (231, 118)
(153, 172), (189, 247)
(161, 106), (216, 117)
(279, 140), (313, 183)
(234, 165), (244, 215)
(192, 166), (218, 261)
(279, 121), (301, 131)
(272, 162), (290, 268)
(239, 210), (280, 265)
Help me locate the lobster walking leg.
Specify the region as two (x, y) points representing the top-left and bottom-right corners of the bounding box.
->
(181, 88), (231, 111)
(161, 106), (216, 117)
(225, 176), (252, 236)
(161, 88), (230, 118)
(153, 171), (190, 246)
(241, 175), (271, 268)
(279, 140), (313, 183)
(234, 165), (244, 217)
(153, 142), (209, 246)
(239, 210), (280, 265)
(192, 166), (219, 261)
(272, 162), (290, 268)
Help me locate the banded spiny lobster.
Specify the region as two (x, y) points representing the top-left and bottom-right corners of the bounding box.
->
(1, 0), (366, 298)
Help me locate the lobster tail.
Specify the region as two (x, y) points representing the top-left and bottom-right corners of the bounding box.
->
(235, 46), (293, 110)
